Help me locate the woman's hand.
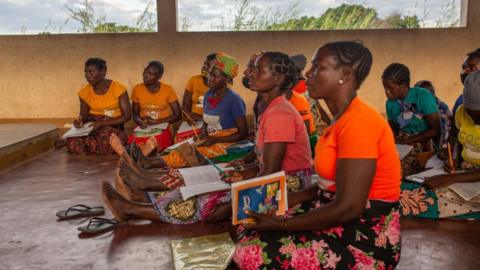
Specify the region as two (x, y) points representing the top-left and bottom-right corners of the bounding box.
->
(423, 175), (454, 190)
(227, 159), (245, 168)
(197, 136), (217, 147)
(242, 211), (284, 231)
(146, 117), (159, 125)
(73, 118), (83, 128)
(139, 118), (148, 129)
(221, 169), (245, 183)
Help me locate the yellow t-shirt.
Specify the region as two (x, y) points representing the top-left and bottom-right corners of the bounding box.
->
(78, 80), (127, 118)
(131, 82), (178, 120)
(288, 91), (316, 135)
(185, 75), (209, 115)
(455, 105), (480, 165)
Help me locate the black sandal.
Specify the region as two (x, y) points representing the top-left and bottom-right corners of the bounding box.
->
(56, 204), (105, 220)
(77, 217), (120, 234)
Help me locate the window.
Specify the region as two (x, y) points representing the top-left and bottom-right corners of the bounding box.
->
(0, 0), (157, 35)
(177, 0), (466, 32)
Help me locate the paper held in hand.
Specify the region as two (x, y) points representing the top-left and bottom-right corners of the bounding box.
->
(62, 122), (94, 139)
(133, 123), (169, 133)
(231, 171), (288, 225)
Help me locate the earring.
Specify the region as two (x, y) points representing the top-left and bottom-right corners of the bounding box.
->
(338, 79), (344, 85)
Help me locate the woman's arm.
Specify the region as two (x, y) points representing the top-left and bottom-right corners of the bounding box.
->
(424, 169), (480, 190)
(146, 101), (182, 124)
(74, 99), (91, 127)
(132, 102), (146, 128)
(182, 90), (203, 121)
(245, 159), (376, 232)
(200, 116), (248, 146)
(93, 92), (132, 128)
(401, 112), (441, 144)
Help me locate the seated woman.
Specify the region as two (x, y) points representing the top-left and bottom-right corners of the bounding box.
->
(101, 51), (313, 225)
(111, 52), (248, 170)
(383, 63), (441, 175)
(414, 80), (452, 148)
(128, 61), (181, 155)
(232, 41), (401, 270)
(400, 71), (480, 219)
(452, 48), (480, 115)
(181, 53), (216, 121)
(67, 58), (131, 155)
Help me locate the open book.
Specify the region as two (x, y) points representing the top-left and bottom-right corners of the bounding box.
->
(449, 182), (480, 201)
(179, 164), (230, 200)
(62, 122), (94, 139)
(405, 168), (448, 183)
(134, 123), (168, 134)
(178, 121), (203, 133)
(396, 144), (414, 160)
(231, 171), (287, 225)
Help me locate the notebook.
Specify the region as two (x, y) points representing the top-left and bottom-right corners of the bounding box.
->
(405, 168), (448, 183)
(396, 144), (414, 160)
(449, 182), (480, 201)
(178, 164), (230, 200)
(62, 122), (94, 139)
(231, 171), (287, 225)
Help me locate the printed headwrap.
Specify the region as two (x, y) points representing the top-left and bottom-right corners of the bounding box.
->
(212, 52), (239, 79)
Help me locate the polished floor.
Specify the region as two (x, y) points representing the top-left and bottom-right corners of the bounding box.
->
(0, 150), (479, 270)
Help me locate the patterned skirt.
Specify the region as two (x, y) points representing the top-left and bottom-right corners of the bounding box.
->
(233, 190), (401, 270)
(66, 115), (127, 155)
(147, 169), (313, 225)
(400, 181), (480, 219)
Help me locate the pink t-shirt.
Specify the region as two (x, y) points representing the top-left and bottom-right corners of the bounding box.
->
(256, 95), (312, 173)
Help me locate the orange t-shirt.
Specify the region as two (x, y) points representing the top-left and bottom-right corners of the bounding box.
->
(131, 82), (178, 120)
(288, 91), (316, 135)
(314, 97), (401, 201)
(185, 75), (209, 115)
(78, 80), (127, 118)
(292, 79), (307, 94)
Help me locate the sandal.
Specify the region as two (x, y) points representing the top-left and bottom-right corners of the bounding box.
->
(56, 204), (105, 220)
(77, 217), (120, 234)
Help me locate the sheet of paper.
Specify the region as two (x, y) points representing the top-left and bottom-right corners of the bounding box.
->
(425, 155), (444, 169)
(134, 123), (168, 133)
(166, 137), (196, 151)
(178, 121), (203, 133)
(62, 122), (94, 139)
(396, 144), (414, 160)
(178, 164), (228, 186)
(405, 168), (448, 183)
(449, 182), (480, 201)
(180, 181), (231, 200)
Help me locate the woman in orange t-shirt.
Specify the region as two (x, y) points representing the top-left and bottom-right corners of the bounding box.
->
(67, 58), (131, 155)
(128, 61), (181, 154)
(233, 42), (401, 270)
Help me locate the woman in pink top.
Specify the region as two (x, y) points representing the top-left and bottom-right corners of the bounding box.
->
(223, 52), (312, 192)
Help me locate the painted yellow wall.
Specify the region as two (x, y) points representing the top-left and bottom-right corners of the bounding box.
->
(0, 0), (478, 119)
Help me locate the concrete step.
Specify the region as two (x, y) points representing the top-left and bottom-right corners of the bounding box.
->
(0, 124), (58, 171)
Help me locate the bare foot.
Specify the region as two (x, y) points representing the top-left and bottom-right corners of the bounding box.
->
(142, 137), (157, 156)
(109, 133), (126, 157)
(101, 182), (130, 222)
(115, 169), (149, 203)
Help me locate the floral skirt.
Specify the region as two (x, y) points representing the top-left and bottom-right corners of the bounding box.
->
(233, 190), (401, 270)
(67, 115), (127, 155)
(400, 181), (480, 219)
(147, 169), (313, 225)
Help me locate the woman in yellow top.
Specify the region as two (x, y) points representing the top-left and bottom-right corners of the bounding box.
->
(67, 58), (131, 155)
(181, 53), (216, 121)
(128, 61), (181, 154)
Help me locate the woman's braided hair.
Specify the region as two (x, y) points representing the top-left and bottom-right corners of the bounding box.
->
(262, 51), (298, 92)
(85, 58), (107, 72)
(382, 63), (410, 87)
(323, 41), (373, 88)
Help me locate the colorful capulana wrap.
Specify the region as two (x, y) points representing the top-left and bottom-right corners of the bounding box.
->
(213, 52), (239, 79)
(248, 50), (265, 66)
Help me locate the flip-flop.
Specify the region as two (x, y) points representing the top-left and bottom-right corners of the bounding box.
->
(56, 204), (105, 220)
(78, 217), (120, 234)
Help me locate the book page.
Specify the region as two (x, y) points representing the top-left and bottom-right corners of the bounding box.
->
(405, 168), (448, 183)
(178, 121), (203, 133)
(134, 123), (168, 133)
(180, 181), (231, 200)
(62, 122), (94, 139)
(449, 182), (480, 201)
(165, 137), (195, 151)
(396, 144), (414, 160)
(178, 164), (228, 186)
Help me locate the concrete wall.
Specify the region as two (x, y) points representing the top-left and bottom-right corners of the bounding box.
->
(0, 0), (479, 119)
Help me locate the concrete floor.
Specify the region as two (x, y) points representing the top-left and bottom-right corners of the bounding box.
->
(0, 150), (479, 270)
(0, 124), (57, 149)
